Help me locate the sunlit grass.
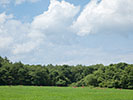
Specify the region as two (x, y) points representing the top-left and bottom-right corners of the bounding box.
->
(0, 86), (133, 100)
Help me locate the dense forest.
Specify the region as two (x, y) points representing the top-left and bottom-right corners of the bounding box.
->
(0, 56), (133, 89)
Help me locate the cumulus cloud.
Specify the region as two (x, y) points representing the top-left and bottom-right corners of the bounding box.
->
(13, 41), (39, 54)
(0, 12), (31, 54)
(0, 13), (13, 49)
(0, 0), (133, 65)
(0, 12), (13, 24)
(72, 0), (133, 36)
(29, 0), (79, 44)
(0, 0), (79, 55)
(31, 0), (79, 31)
(0, 36), (13, 48)
(14, 0), (79, 54)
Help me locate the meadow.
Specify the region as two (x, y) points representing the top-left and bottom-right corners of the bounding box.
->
(0, 86), (133, 100)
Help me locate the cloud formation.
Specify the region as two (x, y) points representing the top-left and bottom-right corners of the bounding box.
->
(72, 0), (133, 36)
(0, 0), (133, 65)
(31, 0), (79, 32)
(0, 13), (13, 49)
(0, 0), (79, 55)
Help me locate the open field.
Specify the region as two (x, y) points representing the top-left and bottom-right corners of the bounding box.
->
(0, 86), (133, 100)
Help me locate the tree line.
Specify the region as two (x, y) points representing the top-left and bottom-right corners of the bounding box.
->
(0, 56), (133, 89)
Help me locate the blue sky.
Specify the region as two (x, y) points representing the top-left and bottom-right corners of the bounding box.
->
(0, 0), (133, 65)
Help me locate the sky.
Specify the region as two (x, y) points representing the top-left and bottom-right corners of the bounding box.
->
(0, 0), (133, 65)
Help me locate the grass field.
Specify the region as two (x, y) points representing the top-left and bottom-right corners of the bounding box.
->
(0, 86), (133, 100)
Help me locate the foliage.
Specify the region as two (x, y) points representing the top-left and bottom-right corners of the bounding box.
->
(0, 56), (132, 89)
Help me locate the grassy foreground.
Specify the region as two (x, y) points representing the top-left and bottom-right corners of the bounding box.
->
(0, 86), (133, 100)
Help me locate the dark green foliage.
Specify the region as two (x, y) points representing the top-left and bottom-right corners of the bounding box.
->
(74, 63), (133, 89)
(0, 56), (132, 89)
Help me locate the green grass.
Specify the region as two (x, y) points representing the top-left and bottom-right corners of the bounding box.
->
(0, 86), (133, 100)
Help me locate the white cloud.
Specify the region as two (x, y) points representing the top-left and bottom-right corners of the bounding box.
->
(27, 0), (80, 48)
(0, 12), (13, 24)
(0, 13), (31, 54)
(72, 0), (133, 36)
(27, 0), (80, 45)
(0, 0), (133, 65)
(0, 36), (13, 48)
(31, 0), (79, 31)
(54, 46), (133, 65)
(0, 0), (79, 55)
(13, 41), (39, 54)
(13, 0), (79, 54)
(0, 13), (13, 49)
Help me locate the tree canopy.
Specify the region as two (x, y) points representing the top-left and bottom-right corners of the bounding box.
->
(0, 56), (132, 89)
